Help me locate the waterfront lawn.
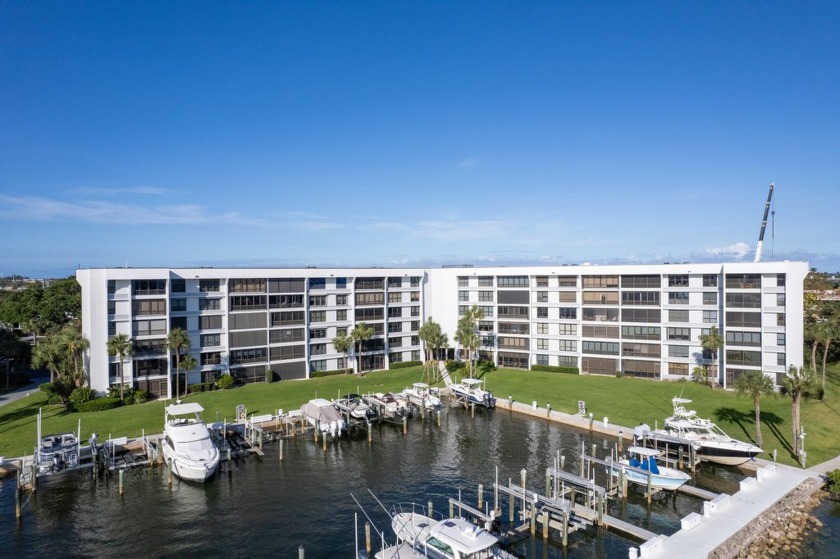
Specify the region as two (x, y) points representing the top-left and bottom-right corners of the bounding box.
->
(479, 363), (840, 468)
(0, 368), (426, 460)
(2, 364), (838, 469)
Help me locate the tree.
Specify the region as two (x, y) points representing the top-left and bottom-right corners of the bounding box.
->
(418, 318), (442, 383)
(180, 353), (197, 396)
(350, 323), (373, 373)
(332, 332), (353, 374)
(59, 323), (89, 387)
(0, 328), (29, 389)
(107, 333), (135, 403)
(454, 305), (484, 379)
(167, 328), (191, 400)
(733, 370), (775, 448)
(782, 365), (817, 457)
(32, 334), (64, 384)
(816, 318), (838, 390)
(699, 326), (724, 388)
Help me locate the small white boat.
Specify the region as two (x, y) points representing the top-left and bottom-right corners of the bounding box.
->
(161, 402), (220, 482)
(367, 392), (410, 420)
(334, 393), (378, 422)
(657, 397), (762, 466)
(449, 378), (496, 408)
(37, 432), (80, 475)
(390, 502), (516, 559)
(301, 398), (346, 437)
(609, 446), (691, 491)
(402, 383), (442, 411)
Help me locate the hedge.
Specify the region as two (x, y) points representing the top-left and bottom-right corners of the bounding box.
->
(75, 397), (123, 412)
(311, 369), (346, 378)
(530, 365), (580, 375)
(389, 360), (422, 370)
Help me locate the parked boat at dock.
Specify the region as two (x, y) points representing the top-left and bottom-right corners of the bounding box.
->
(37, 432), (80, 475)
(389, 502), (516, 558)
(365, 392), (410, 420)
(301, 398), (346, 437)
(401, 383), (442, 411)
(449, 378), (496, 409)
(609, 446), (691, 491)
(161, 402), (220, 482)
(656, 397), (762, 466)
(334, 393), (378, 422)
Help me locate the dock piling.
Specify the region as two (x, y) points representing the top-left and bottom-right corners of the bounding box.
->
(477, 483), (483, 510)
(542, 509), (549, 539)
(365, 522), (371, 554)
(119, 469), (124, 496)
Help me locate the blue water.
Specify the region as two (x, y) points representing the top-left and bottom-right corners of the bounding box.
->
(0, 406), (831, 558)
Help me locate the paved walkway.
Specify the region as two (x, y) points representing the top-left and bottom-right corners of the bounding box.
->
(0, 372), (48, 408)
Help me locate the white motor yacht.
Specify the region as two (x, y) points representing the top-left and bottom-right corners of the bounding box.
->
(161, 402), (220, 482)
(449, 378), (496, 408)
(402, 383), (442, 411)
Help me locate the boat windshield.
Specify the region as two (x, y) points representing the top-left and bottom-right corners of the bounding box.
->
(176, 438), (215, 453)
(426, 536), (454, 558)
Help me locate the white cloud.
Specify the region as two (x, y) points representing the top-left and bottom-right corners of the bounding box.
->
(458, 157), (481, 169)
(68, 186), (170, 196)
(704, 242), (751, 260)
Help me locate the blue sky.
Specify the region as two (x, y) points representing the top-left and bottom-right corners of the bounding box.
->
(1, 1), (838, 278)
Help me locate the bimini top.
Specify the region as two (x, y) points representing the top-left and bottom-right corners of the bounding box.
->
(461, 379), (485, 387)
(165, 402), (205, 416)
(626, 446), (660, 457)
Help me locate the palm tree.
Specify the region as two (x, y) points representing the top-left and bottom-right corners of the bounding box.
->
(350, 322), (373, 374)
(107, 333), (135, 403)
(782, 365), (817, 457)
(454, 310), (482, 379)
(32, 334), (64, 384)
(332, 332), (353, 374)
(430, 331), (449, 382)
(817, 318), (838, 390)
(699, 326), (724, 388)
(60, 323), (90, 387)
(418, 318), (442, 383)
(167, 327), (191, 400)
(733, 370), (775, 448)
(179, 353), (197, 396)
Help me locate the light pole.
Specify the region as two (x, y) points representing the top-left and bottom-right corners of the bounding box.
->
(799, 426), (807, 468)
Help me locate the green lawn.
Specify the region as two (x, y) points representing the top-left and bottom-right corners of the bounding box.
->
(2, 364), (838, 469)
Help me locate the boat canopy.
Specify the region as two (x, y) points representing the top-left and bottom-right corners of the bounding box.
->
(626, 446), (660, 457)
(166, 402), (205, 416)
(461, 379), (484, 387)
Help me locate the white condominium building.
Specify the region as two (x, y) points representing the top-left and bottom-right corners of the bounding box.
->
(76, 261), (807, 399)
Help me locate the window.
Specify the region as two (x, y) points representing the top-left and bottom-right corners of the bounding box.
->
(459, 291), (469, 302)
(726, 331), (761, 347)
(670, 363), (689, 376)
(703, 292), (718, 305)
(229, 312), (266, 330)
(410, 291), (419, 302)
(336, 310), (347, 321)
(536, 276), (548, 287)
(498, 306), (529, 319)
(199, 279), (220, 292)
(271, 311), (305, 326)
(388, 307), (402, 318)
(668, 345), (689, 358)
(777, 353), (786, 366)
(410, 276), (420, 287)
(171, 279), (186, 293)
(703, 310), (717, 323)
(668, 275), (689, 287)
(310, 328), (327, 339)
(478, 306), (494, 318)
(309, 311), (326, 323)
(498, 323), (529, 334)
(108, 322), (116, 336)
(777, 313), (786, 326)
(776, 274), (786, 287)
(133, 299), (166, 316)
(133, 339), (167, 356)
(336, 294), (348, 305)
(309, 295), (327, 307)
(667, 327), (691, 341)
(270, 294), (304, 309)
(777, 333), (786, 346)
(583, 291), (619, 305)
(309, 278), (326, 289)
(310, 360), (327, 372)
(726, 349), (762, 367)
(537, 323), (549, 335)
(558, 324), (577, 335)
(411, 321), (420, 330)
(558, 292), (576, 303)
(726, 293), (761, 308)
(458, 276), (468, 287)
(336, 277), (347, 288)
(623, 359), (660, 379)
(776, 293), (786, 307)
(668, 292), (689, 305)
(557, 276), (577, 287)
(557, 355), (578, 367)
(726, 311), (761, 328)
(411, 306), (419, 317)
(669, 310), (689, 322)
(622, 326), (660, 340)
(558, 340), (577, 352)
(132, 279), (166, 295)
(582, 325), (619, 338)
(336, 327), (348, 337)
(107, 280), (116, 294)
(582, 356), (618, 376)
(497, 276), (529, 287)
(200, 334), (220, 347)
(478, 321), (494, 332)
(725, 274), (760, 289)
(170, 317), (187, 330)
(537, 339), (549, 350)
(355, 307), (384, 321)
(133, 319), (166, 336)
(537, 291), (548, 303)
(537, 307), (548, 318)
(623, 343), (660, 357)
(478, 276), (493, 287)
(201, 352), (221, 366)
(270, 328), (304, 344)
(388, 277), (402, 288)
(621, 275), (660, 288)
(558, 307), (577, 320)
(388, 292), (402, 303)
(582, 275), (618, 288)
(230, 278), (266, 293)
(479, 291), (493, 302)
(581, 341), (619, 355)
(621, 308), (660, 323)
(108, 300), (116, 315)
(355, 292), (384, 306)
(230, 295), (266, 311)
(536, 354), (549, 366)
(622, 291), (660, 306)
(198, 315), (222, 330)
(230, 348), (267, 365)
(702, 274), (718, 287)
(310, 344), (326, 356)
(498, 337), (528, 349)
(199, 298), (221, 311)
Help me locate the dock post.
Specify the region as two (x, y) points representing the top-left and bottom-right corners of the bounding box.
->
(560, 455), (565, 471)
(471, 403), (475, 419)
(449, 500), (454, 518)
(437, 409), (441, 428)
(298, 544), (304, 559)
(597, 491), (604, 525)
(569, 487), (576, 512)
(520, 468), (527, 513)
(589, 412), (594, 432)
(494, 466), (499, 512)
(279, 439), (284, 461)
(119, 469), (124, 496)
(367, 420), (372, 444)
(402, 416), (407, 436)
(545, 468), (551, 498)
(618, 431), (623, 454)
(428, 500), (433, 519)
(621, 470), (628, 498)
(322, 431), (327, 452)
(646, 471), (652, 504)
(314, 421), (319, 443)
(478, 483), (483, 510)
(678, 446), (683, 470)
(542, 509), (549, 539)
(562, 510), (569, 548)
(168, 458), (173, 486)
(365, 521), (371, 554)
(15, 469), (21, 519)
(420, 404), (425, 420)
(509, 480), (515, 523)
(529, 506), (536, 536)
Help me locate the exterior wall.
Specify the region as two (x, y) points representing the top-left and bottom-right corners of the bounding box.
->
(77, 261), (808, 397)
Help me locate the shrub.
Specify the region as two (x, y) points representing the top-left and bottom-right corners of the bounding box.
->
(69, 386), (96, 408)
(826, 469), (840, 497)
(47, 394), (64, 405)
(615, 370), (625, 378)
(132, 389), (149, 404)
(389, 360), (422, 370)
(266, 368), (275, 383)
(75, 397), (122, 412)
(477, 361), (497, 375)
(39, 382), (54, 394)
(530, 365), (580, 375)
(187, 384), (203, 394)
(216, 374), (235, 390)
(444, 360), (464, 373)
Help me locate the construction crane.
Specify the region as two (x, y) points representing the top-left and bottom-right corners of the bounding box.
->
(753, 183), (775, 262)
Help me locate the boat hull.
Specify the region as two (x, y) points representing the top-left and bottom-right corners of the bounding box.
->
(162, 444), (219, 482)
(696, 445), (761, 466)
(610, 462), (690, 490)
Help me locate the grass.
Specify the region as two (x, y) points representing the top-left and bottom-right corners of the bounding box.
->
(2, 363), (839, 469)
